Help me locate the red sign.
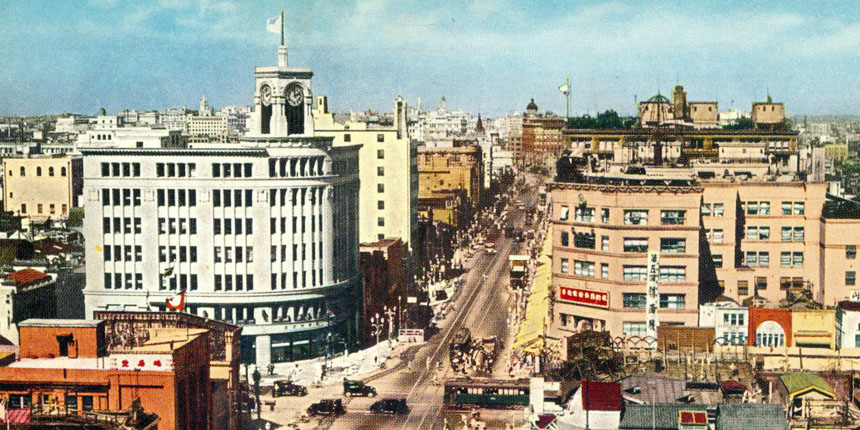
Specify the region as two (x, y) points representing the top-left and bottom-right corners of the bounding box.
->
(559, 287), (609, 309)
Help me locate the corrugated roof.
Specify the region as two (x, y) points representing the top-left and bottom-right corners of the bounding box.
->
(19, 319), (102, 328)
(582, 380), (622, 411)
(780, 372), (835, 399)
(6, 268), (49, 286)
(619, 404), (707, 429)
(715, 404), (788, 430)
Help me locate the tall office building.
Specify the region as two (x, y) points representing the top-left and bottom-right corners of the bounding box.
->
(82, 41), (362, 367)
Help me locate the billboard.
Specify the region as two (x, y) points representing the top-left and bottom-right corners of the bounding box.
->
(646, 251), (660, 344)
(558, 286), (609, 309)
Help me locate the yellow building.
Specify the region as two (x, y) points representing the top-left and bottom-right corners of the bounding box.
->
(824, 143), (848, 162)
(314, 95), (418, 248)
(3, 156), (73, 219)
(417, 145), (483, 228)
(791, 309), (836, 349)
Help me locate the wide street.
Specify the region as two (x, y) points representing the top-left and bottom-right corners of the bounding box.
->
(325, 175), (542, 430)
(254, 174), (544, 430)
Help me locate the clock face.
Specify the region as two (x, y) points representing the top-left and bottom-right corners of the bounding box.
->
(286, 84), (303, 107)
(260, 84), (272, 106)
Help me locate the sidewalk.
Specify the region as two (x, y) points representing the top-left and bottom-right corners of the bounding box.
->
(256, 339), (400, 388)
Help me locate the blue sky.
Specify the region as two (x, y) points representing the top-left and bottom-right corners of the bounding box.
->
(2, 1), (860, 117)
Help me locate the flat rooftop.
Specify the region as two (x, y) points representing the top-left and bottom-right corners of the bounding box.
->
(19, 319), (101, 328)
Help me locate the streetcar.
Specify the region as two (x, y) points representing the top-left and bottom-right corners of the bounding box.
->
(443, 378), (530, 409)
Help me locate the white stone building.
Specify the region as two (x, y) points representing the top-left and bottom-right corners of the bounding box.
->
(82, 42), (362, 366)
(698, 300), (749, 345)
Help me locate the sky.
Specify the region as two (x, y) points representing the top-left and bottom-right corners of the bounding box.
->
(2, 0), (860, 117)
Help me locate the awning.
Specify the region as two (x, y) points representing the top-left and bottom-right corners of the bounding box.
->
(0, 409), (31, 424)
(514, 225), (554, 355)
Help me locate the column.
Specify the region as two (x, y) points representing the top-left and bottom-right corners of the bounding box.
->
(255, 335), (271, 368)
(323, 185), (334, 284)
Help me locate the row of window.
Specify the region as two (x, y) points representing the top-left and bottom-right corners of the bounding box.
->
(213, 218), (252, 235)
(214, 246), (254, 263)
(156, 189), (197, 207)
(622, 265), (687, 282)
(268, 187), (321, 207)
(212, 163), (251, 178)
(701, 203), (725, 217)
(102, 188), (141, 207)
(270, 269), (324, 289)
(103, 245), (142, 262)
(267, 157), (325, 178)
(103, 217), (142, 234)
(558, 259), (687, 283)
(12, 165), (68, 178)
(20, 203), (67, 215)
(213, 189), (252, 207)
(104, 273), (143, 289)
(270, 243), (324, 262)
(562, 233), (687, 254)
(158, 246), (198, 263)
(270, 215), (323, 234)
(161, 273), (199, 291)
(622, 293), (686, 310)
(214, 274), (255, 291)
(158, 217), (198, 235)
(100, 162), (138, 177)
(743, 201), (805, 216)
(157, 162), (197, 177)
(560, 206), (687, 226)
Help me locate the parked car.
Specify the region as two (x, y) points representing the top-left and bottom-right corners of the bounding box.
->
(370, 398), (409, 415)
(307, 399), (345, 416)
(272, 380), (307, 397)
(343, 380), (377, 397)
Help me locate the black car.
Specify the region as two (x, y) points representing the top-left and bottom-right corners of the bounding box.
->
(343, 380), (377, 397)
(307, 399), (345, 416)
(370, 398), (409, 415)
(272, 380), (307, 397)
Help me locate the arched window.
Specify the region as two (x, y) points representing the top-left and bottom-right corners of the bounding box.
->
(48, 167), (54, 176)
(19, 167), (25, 176)
(61, 167), (67, 176)
(36, 167), (42, 176)
(755, 320), (785, 347)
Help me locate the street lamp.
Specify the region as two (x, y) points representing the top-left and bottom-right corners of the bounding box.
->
(370, 313), (385, 347)
(383, 305), (397, 341)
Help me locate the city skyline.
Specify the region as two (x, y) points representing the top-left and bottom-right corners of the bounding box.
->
(3, 1), (860, 117)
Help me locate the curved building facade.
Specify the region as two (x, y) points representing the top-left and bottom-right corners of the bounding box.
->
(83, 42), (362, 366)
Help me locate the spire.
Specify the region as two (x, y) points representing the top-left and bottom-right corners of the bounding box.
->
(476, 114), (484, 134)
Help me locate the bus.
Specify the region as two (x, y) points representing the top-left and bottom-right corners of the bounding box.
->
(442, 378), (530, 409)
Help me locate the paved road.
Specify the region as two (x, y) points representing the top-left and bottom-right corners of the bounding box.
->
(327, 177), (541, 430)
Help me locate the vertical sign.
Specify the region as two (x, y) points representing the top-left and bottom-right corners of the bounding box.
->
(646, 251), (660, 345)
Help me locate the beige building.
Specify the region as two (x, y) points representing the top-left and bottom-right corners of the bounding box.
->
(185, 115), (229, 143)
(549, 164), (860, 341)
(314, 94), (418, 248)
(548, 173), (705, 340)
(751, 99), (786, 130)
(417, 145), (483, 227)
(2, 156), (73, 219)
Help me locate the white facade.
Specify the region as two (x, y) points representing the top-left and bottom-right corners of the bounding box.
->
(699, 301), (748, 345)
(82, 42), (362, 367)
(314, 94), (418, 248)
(836, 303), (860, 349)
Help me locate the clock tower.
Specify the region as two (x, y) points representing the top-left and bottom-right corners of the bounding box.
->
(247, 42), (314, 138)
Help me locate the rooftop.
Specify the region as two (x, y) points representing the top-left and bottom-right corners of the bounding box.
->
(581, 380), (622, 411)
(618, 403), (707, 429)
(19, 319), (100, 328)
(715, 403), (788, 430)
(6, 268), (49, 286)
(780, 372), (835, 399)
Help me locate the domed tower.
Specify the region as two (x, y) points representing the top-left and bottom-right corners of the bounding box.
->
(526, 98), (539, 117)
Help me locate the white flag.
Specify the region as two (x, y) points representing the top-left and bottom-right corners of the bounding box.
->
(558, 79), (569, 95)
(266, 15), (282, 34)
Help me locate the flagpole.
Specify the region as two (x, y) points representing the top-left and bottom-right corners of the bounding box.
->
(566, 75), (570, 120)
(280, 10), (285, 46)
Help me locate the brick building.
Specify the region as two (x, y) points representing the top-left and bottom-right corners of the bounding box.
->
(359, 238), (406, 346)
(0, 316), (225, 430)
